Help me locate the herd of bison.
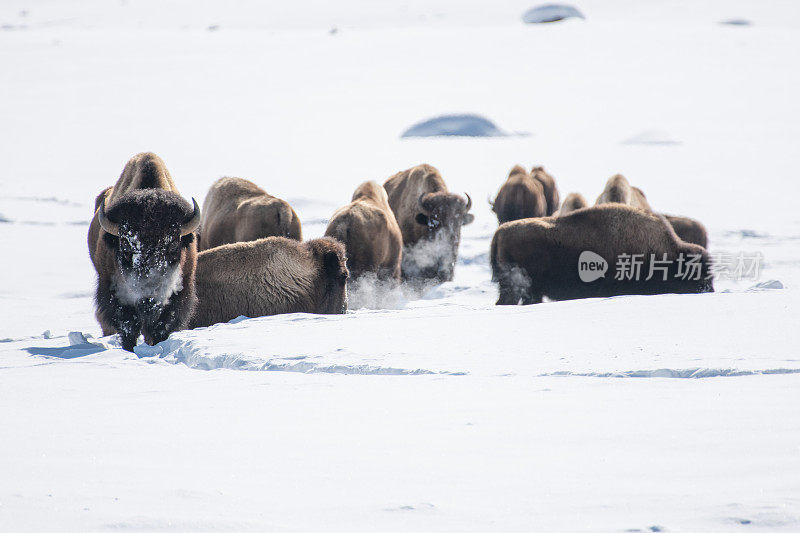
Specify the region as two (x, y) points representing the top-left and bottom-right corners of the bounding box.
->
(88, 152), (712, 351)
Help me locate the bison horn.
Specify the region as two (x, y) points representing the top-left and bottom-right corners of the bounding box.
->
(97, 198), (120, 237)
(418, 192), (428, 210)
(464, 192), (472, 212)
(180, 198), (201, 236)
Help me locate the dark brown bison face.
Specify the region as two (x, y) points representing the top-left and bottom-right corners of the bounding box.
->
(98, 189), (200, 331)
(409, 191), (474, 282)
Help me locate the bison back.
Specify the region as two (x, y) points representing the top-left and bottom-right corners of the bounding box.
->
(663, 214), (708, 248)
(493, 206), (713, 303)
(109, 152), (179, 204)
(531, 168), (560, 216)
(191, 237), (347, 328)
(494, 178), (546, 224)
(325, 203), (401, 280)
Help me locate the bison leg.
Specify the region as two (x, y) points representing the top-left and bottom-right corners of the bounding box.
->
(110, 305), (141, 352)
(145, 316), (172, 346)
(495, 263), (533, 305)
(496, 285), (520, 305)
(146, 305), (182, 345)
(521, 291), (543, 305)
(96, 284), (141, 351)
(143, 290), (194, 346)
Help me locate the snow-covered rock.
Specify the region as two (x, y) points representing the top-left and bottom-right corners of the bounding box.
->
(401, 114), (507, 138)
(522, 4), (585, 24)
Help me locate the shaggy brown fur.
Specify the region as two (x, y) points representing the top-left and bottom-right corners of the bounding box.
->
(530, 166), (561, 215)
(557, 192), (589, 216)
(324, 181), (403, 280)
(87, 152), (199, 351)
(198, 177), (301, 251)
(87, 153), (181, 262)
(663, 215), (708, 248)
(491, 204), (713, 305)
(490, 165), (547, 224)
(383, 164), (473, 282)
(631, 186), (653, 211)
(190, 237), (348, 328)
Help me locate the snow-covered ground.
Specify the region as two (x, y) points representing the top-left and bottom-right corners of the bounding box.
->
(2, 0), (800, 530)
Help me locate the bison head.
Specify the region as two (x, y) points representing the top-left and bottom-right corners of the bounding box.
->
(409, 191), (474, 282)
(97, 189), (200, 331)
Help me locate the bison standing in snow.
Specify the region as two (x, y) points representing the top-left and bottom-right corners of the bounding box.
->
(490, 165), (547, 224)
(87, 152), (201, 351)
(198, 177), (301, 251)
(595, 173), (708, 247)
(557, 192), (589, 216)
(190, 237), (348, 328)
(383, 164), (473, 282)
(663, 214), (709, 249)
(325, 181), (403, 281)
(530, 166), (560, 215)
(595, 174), (652, 211)
(491, 204), (713, 305)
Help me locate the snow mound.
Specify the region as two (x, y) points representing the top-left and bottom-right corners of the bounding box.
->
(116, 291), (800, 378)
(522, 4), (585, 24)
(401, 114), (507, 138)
(23, 331), (107, 359)
(621, 129), (681, 145)
(747, 279), (784, 291)
(720, 19), (752, 26)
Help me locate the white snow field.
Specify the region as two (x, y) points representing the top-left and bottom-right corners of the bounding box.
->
(2, 0), (800, 531)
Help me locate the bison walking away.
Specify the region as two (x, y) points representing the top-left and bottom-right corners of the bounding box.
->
(594, 174), (708, 247)
(663, 214), (709, 249)
(87, 152), (201, 351)
(325, 181), (402, 281)
(383, 164), (474, 282)
(198, 177), (301, 251)
(557, 192), (589, 216)
(490, 165), (547, 224)
(530, 166), (560, 215)
(595, 174), (652, 210)
(491, 204), (713, 305)
(190, 237), (348, 328)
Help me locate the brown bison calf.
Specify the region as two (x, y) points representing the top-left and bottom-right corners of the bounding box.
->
(190, 237), (348, 328)
(490, 165), (547, 224)
(557, 192), (589, 216)
(491, 204), (713, 305)
(325, 181), (403, 281)
(198, 177), (301, 251)
(88, 152), (201, 351)
(384, 164), (473, 282)
(531, 166), (560, 215)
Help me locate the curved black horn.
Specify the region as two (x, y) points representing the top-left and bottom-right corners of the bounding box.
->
(180, 198), (201, 236)
(464, 192), (472, 212)
(97, 198), (120, 237)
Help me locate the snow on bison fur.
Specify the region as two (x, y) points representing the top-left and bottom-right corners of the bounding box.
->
(88, 152), (201, 351)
